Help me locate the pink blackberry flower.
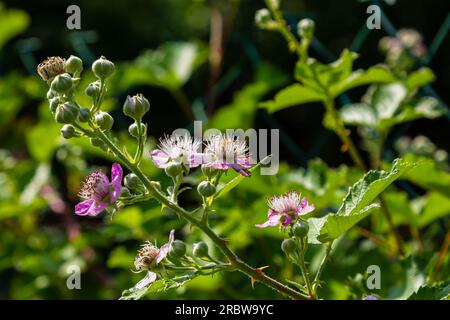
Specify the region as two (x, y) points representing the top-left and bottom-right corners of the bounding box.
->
(150, 134), (202, 169)
(133, 230), (175, 289)
(202, 133), (253, 176)
(256, 192), (315, 228)
(75, 163), (123, 216)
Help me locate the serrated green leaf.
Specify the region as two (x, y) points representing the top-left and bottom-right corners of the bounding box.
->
(407, 280), (450, 300)
(340, 103), (377, 127)
(260, 83), (325, 113)
(405, 67), (435, 91)
(311, 158), (418, 243)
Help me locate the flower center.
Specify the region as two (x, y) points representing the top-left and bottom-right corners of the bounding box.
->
(78, 170), (110, 201)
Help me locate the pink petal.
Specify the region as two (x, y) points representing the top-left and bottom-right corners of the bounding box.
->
(188, 153), (205, 168)
(230, 164), (251, 177)
(281, 213), (292, 227)
(156, 229), (175, 264)
(75, 199), (95, 216)
(135, 271), (157, 289)
(297, 197), (315, 215)
(109, 163), (123, 203)
(150, 149), (170, 168)
(255, 214), (281, 228)
(89, 202), (108, 216)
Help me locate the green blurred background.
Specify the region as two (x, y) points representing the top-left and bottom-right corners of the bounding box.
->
(0, 0), (448, 299)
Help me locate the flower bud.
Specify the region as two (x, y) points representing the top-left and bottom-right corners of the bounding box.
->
(165, 162), (183, 178)
(128, 122), (147, 138)
(170, 240), (187, 257)
(120, 187), (133, 198)
(50, 73), (73, 94)
(92, 56), (115, 79)
(255, 9), (272, 28)
(124, 173), (145, 192)
(47, 89), (56, 99)
(49, 97), (60, 113)
(292, 220), (309, 239)
(37, 56), (65, 81)
(197, 181), (216, 197)
(94, 111), (114, 131)
(201, 164), (219, 179)
(85, 81), (100, 97)
(123, 94), (150, 120)
(90, 137), (107, 149)
(193, 241), (209, 258)
(55, 102), (79, 124)
(281, 238), (297, 255)
(60, 124), (76, 139)
(65, 55), (83, 74)
(297, 18), (315, 40)
(78, 107), (91, 122)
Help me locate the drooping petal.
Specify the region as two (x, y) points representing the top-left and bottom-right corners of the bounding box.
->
(88, 201), (108, 216)
(135, 271), (157, 289)
(188, 152), (206, 168)
(156, 229), (175, 264)
(297, 197), (315, 215)
(109, 163), (123, 203)
(150, 149), (170, 168)
(255, 214), (282, 228)
(75, 199), (96, 216)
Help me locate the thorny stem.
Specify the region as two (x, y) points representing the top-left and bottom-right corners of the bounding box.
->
(92, 128), (308, 300)
(323, 99), (405, 256)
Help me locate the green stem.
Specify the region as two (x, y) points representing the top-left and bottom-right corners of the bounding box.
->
(313, 241), (333, 290)
(93, 129), (308, 300)
(297, 238), (315, 299)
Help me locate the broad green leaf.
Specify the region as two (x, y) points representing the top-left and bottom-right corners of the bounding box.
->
(260, 83), (325, 113)
(330, 65), (396, 96)
(372, 83), (407, 119)
(117, 42), (208, 91)
(390, 256), (426, 300)
(0, 3), (29, 49)
(215, 155), (271, 199)
(405, 67), (435, 91)
(340, 103), (377, 127)
(295, 49), (358, 95)
(402, 154), (450, 197)
(395, 97), (447, 123)
(311, 158), (418, 243)
(416, 192), (450, 227)
(407, 280), (450, 300)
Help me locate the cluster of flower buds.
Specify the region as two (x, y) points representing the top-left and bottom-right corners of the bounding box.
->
(379, 29), (427, 74)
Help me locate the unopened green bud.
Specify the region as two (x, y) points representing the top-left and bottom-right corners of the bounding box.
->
(255, 9), (272, 28)
(47, 89), (56, 99)
(124, 173), (144, 192)
(128, 122), (147, 138)
(50, 73), (73, 94)
(85, 81), (100, 97)
(292, 220), (309, 239)
(120, 187), (133, 198)
(281, 238), (297, 255)
(94, 111), (114, 131)
(297, 18), (315, 40)
(65, 55), (83, 74)
(193, 241), (209, 258)
(49, 98), (59, 113)
(90, 137), (107, 149)
(55, 102), (79, 124)
(78, 107), (91, 122)
(165, 162), (183, 178)
(123, 94), (150, 120)
(197, 181), (216, 197)
(92, 56), (115, 79)
(201, 164), (219, 179)
(170, 240), (187, 257)
(60, 124), (76, 139)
